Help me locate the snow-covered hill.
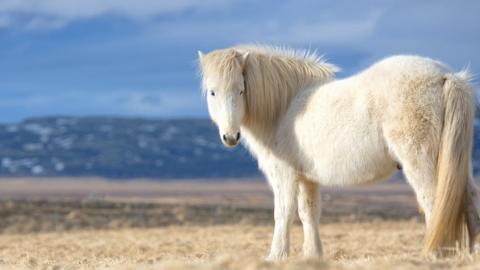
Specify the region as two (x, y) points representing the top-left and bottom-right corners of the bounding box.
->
(0, 117), (258, 179)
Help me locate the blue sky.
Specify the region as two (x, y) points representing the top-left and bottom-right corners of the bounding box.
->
(0, 0), (479, 122)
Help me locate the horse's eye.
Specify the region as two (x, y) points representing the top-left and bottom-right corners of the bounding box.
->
(240, 90), (244, 96)
(210, 90), (215, 96)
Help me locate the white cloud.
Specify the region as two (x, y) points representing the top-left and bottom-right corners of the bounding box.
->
(351, 1), (480, 71)
(0, 0), (382, 45)
(0, 0), (237, 29)
(119, 91), (201, 115)
(145, 11), (381, 47)
(0, 89), (206, 118)
(0, 0), (230, 18)
(263, 17), (380, 45)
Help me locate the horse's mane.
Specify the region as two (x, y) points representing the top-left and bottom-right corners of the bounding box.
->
(200, 44), (338, 134)
(237, 45), (338, 132)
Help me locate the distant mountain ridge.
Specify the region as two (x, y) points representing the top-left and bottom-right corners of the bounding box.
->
(0, 116), (479, 179)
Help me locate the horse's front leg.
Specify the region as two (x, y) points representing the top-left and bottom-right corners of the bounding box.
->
(297, 177), (322, 257)
(264, 162), (298, 261)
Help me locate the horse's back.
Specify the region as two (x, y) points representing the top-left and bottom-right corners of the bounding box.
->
(278, 55), (451, 186)
(366, 55), (449, 149)
(366, 55), (449, 77)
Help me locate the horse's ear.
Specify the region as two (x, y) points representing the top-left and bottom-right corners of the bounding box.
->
(197, 50), (204, 62)
(241, 52), (249, 63)
(235, 51), (250, 66)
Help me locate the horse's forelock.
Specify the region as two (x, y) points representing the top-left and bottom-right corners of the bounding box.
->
(199, 49), (244, 95)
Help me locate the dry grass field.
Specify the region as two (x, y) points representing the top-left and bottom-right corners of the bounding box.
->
(0, 178), (479, 269)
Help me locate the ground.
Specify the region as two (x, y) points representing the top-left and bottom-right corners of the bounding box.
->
(0, 178), (478, 269)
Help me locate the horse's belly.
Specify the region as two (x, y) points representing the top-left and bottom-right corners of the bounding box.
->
(283, 83), (398, 186)
(304, 139), (396, 186)
(296, 122), (397, 186)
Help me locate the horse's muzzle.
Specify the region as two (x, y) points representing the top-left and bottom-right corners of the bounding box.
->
(222, 132), (241, 147)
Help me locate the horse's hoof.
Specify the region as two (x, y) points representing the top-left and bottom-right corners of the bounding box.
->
(265, 253), (288, 262)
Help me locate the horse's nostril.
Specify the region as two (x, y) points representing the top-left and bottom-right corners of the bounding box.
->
(222, 134), (227, 142)
(236, 132), (241, 141)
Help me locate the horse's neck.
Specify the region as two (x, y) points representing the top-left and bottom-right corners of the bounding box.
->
(240, 83), (313, 159)
(241, 118), (279, 159)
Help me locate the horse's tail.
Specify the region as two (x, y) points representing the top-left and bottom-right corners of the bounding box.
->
(423, 70), (475, 255)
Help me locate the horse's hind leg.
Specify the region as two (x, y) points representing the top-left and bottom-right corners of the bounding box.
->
(402, 158), (436, 225)
(297, 177), (322, 257)
(388, 142), (436, 226)
(392, 142), (480, 249)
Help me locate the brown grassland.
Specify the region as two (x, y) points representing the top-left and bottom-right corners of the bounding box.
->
(0, 178), (479, 269)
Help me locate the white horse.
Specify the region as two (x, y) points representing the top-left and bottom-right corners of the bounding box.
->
(197, 45), (480, 259)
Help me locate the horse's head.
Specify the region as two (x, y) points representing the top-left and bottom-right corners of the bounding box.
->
(198, 49), (249, 148)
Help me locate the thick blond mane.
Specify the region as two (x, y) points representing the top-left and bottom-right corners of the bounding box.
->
(237, 45), (338, 133)
(199, 44), (338, 137)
